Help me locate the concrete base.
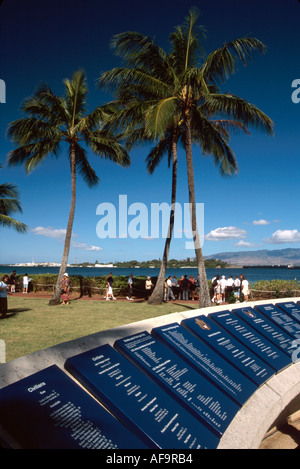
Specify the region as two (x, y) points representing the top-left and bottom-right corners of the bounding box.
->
(1, 297), (300, 449)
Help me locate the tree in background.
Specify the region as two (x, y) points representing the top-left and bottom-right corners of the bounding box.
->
(7, 70), (130, 305)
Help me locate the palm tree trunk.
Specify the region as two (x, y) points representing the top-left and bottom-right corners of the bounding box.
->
(148, 137), (178, 305)
(184, 114), (211, 308)
(49, 144), (76, 305)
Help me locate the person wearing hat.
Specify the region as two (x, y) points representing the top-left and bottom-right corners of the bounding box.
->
(61, 273), (70, 305)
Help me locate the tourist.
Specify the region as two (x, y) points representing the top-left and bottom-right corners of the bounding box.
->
(241, 276), (250, 301)
(172, 275), (179, 298)
(61, 273), (70, 305)
(166, 276), (175, 301)
(226, 276), (234, 301)
(127, 274), (133, 300)
(178, 276), (184, 299)
(234, 276), (241, 299)
(210, 275), (219, 302)
(0, 275), (9, 319)
(220, 275), (227, 302)
(145, 276), (154, 300)
(189, 275), (196, 300)
(106, 273), (116, 300)
(9, 270), (17, 293)
(23, 273), (29, 294)
(181, 275), (190, 301)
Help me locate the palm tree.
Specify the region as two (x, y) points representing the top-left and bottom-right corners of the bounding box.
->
(136, 10), (274, 307)
(7, 69), (130, 305)
(0, 167), (27, 233)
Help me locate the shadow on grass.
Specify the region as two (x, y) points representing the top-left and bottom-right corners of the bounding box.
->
(0, 308), (33, 319)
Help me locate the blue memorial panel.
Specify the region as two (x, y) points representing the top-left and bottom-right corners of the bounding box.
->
(182, 315), (275, 386)
(254, 304), (300, 339)
(151, 323), (257, 407)
(233, 307), (295, 358)
(209, 311), (291, 373)
(275, 302), (300, 323)
(65, 344), (219, 449)
(0, 365), (147, 449)
(114, 331), (239, 438)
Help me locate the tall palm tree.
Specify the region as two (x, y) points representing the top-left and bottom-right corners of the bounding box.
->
(7, 69), (130, 305)
(138, 10), (274, 307)
(0, 167), (27, 233)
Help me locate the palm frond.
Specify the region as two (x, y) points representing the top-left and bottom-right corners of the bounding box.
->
(200, 37), (267, 84)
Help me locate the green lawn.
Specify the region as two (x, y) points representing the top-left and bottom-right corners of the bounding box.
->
(0, 296), (198, 362)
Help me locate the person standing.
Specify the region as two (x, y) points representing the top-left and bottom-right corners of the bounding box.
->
(145, 276), (154, 300)
(127, 274), (133, 300)
(0, 275), (9, 318)
(61, 273), (70, 305)
(166, 276), (175, 301)
(241, 276), (249, 302)
(106, 273), (116, 300)
(23, 273), (29, 293)
(181, 275), (190, 301)
(9, 270), (17, 293)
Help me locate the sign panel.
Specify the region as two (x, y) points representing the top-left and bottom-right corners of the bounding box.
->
(0, 365), (147, 449)
(275, 302), (300, 323)
(151, 323), (257, 407)
(254, 304), (300, 339)
(233, 307), (295, 358)
(209, 311), (291, 373)
(115, 331), (239, 437)
(182, 315), (275, 386)
(65, 344), (219, 449)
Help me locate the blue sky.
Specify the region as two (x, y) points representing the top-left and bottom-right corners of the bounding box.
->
(1, 0), (300, 264)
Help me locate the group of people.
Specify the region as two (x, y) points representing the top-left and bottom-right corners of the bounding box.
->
(164, 274), (200, 301)
(0, 272), (32, 318)
(210, 274), (250, 304)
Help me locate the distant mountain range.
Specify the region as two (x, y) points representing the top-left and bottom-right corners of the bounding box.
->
(205, 248), (300, 266)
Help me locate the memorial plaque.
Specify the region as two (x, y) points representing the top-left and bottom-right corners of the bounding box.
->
(65, 344), (219, 449)
(210, 311), (291, 372)
(115, 331), (239, 437)
(182, 315), (275, 386)
(233, 307), (295, 358)
(254, 304), (300, 339)
(151, 323), (257, 407)
(275, 302), (300, 323)
(0, 365), (148, 449)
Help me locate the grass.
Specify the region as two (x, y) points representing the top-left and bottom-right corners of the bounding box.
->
(0, 296), (199, 362)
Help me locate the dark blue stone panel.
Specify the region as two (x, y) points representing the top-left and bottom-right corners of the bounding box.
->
(115, 331), (239, 438)
(0, 365), (148, 449)
(182, 315), (275, 386)
(65, 344), (219, 449)
(233, 307), (295, 357)
(254, 304), (300, 339)
(275, 302), (300, 323)
(209, 310), (291, 372)
(151, 323), (257, 407)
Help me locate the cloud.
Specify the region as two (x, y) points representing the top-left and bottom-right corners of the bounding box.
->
(32, 226), (102, 251)
(234, 240), (260, 247)
(205, 226), (247, 241)
(253, 219), (270, 225)
(31, 226), (67, 240)
(71, 242), (102, 251)
(265, 229), (300, 244)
